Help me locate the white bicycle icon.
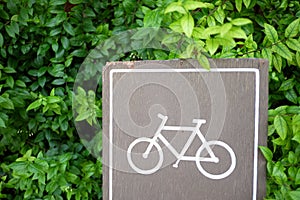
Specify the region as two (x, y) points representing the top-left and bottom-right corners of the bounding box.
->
(127, 113), (236, 180)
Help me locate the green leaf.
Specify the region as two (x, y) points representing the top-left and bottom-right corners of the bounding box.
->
(21, 44), (32, 54)
(259, 146), (273, 162)
(49, 28), (61, 37)
(268, 124), (275, 136)
(75, 112), (91, 122)
(162, 33), (182, 44)
(58, 153), (72, 163)
(71, 49), (87, 57)
(52, 41), (59, 53)
(231, 18), (252, 26)
(77, 86), (86, 96)
(82, 18), (96, 32)
(6, 76), (14, 88)
(0, 33), (3, 47)
(235, 0), (242, 12)
(169, 20), (183, 33)
(47, 167), (58, 181)
(50, 0), (66, 6)
(131, 29), (150, 40)
(65, 172), (79, 183)
(37, 44), (50, 56)
(284, 89), (298, 104)
(26, 99), (42, 111)
(289, 191), (300, 200)
(205, 26), (221, 35)
(243, 0), (251, 8)
(65, 57), (73, 67)
(206, 38), (219, 55)
(9, 161), (28, 171)
(192, 27), (209, 39)
(181, 13), (194, 38)
(0, 117), (6, 128)
(262, 48), (272, 65)
(38, 76), (46, 88)
(52, 79), (65, 85)
(279, 79), (295, 91)
(3, 67), (16, 73)
(0, 97), (14, 109)
(24, 188), (33, 199)
(292, 132), (300, 143)
(207, 16), (216, 27)
(69, 0), (83, 4)
(183, 1), (213, 10)
(50, 88), (55, 96)
(220, 23), (232, 37)
(48, 64), (64, 77)
(28, 163), (44, 174)
(273, 54), (282, 72)
(272, 161), (287, 183)
(45, 18), (59, 27)
(197, 54), (210, 70)
(274, 115), (288, 140)
(47, 96), (61, 103)
(144, 9), (162, 27)
(287, 107), (300, 114)
(286, 38), (300, 51)
(285, 19), (299, 38)
(288, 151), (298, 165)
(153, 50), (168, 60)
(295, 169), (300, 185)
(296, 52), (300, 67)
(214, 7), (225, 24)
(215, 37), (236, 48)
(83, 7), (96, 17)
(292, 114), (300, 134)
(60, 120), (68, 131)
(5, 25), (15, 38)
(246, 36), (258, 50)
(264, 23), (278, 43)
(63, 22), (75, 36)
(288, 167), (297, 180)
(46, 180), (58, 194)
(180, 43), (194, 58)
(38, 67), (48, 77)
(5, 22), (19, 37)
(165, 2), (186, 14)
(0, 7), (9, 20)
(273, 43), (293, 61)
(122, 0), (135, 12)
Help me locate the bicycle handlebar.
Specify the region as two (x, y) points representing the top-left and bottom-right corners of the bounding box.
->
(157, 113), (168, 120)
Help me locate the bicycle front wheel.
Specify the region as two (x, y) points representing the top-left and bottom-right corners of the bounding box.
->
(127, 137), (163, 175)
(195, 140), (236, 180)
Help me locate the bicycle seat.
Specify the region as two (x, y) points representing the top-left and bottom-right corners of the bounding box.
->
(192, 119), (206, 124)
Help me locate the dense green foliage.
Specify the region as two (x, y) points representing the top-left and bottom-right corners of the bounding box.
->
(0, 0), (299, 199)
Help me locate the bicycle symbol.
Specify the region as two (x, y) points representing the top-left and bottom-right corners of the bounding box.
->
(127, 113), (236, 180)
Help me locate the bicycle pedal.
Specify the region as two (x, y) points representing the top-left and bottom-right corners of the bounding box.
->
(172, 164), (178, 168)
(142, 153), (148, 159)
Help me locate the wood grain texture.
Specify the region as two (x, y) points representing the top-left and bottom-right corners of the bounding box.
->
(102, 59), (268, 200)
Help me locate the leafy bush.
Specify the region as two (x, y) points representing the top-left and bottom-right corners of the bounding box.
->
(0, 0), (299, 199)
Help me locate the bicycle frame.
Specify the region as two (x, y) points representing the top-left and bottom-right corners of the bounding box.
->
(144, 114), (219, 165)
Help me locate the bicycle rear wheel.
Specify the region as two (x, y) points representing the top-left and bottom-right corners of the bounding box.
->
(195, 140), (236, 179)
(127, 137), (163, 175)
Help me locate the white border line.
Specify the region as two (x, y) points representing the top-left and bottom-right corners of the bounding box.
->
(109, 68), (260, 200)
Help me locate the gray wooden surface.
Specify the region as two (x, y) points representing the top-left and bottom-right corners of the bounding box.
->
(102, 59), (268, 200)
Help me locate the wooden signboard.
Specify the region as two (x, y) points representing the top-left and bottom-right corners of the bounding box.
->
(102, 59), (268, 200)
